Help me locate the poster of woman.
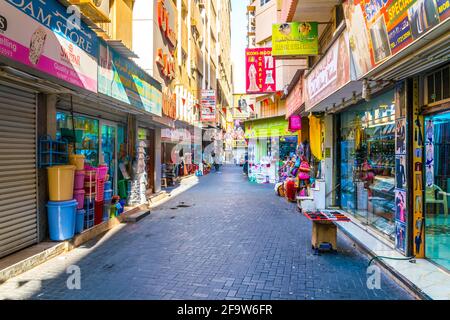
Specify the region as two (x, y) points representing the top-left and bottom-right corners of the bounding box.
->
(395, 190), (407, 223)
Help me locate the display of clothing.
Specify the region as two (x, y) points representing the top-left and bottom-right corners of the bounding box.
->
(308, 114), (323, 160)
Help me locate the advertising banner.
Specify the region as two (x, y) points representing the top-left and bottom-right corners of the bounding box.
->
(200, 89), (216, 122)
(98, 42), (162, 116)
(245, 48), (276, 94)
(0, 0), (98, 92)
(244, 116), (290, 139)
(305, 31), (351, 110)
(272, 22), (319, 56)
(344, 0), (449, 79)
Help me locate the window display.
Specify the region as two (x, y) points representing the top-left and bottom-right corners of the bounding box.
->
(56, 113), (99, 167)
(339, 91), (396, 240)
(424, 111), (450, 271)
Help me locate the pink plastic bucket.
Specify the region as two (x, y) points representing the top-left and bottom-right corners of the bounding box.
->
(96, 165), (108, 181)
(73, 189), (85, 209)
(74, 170), (85, 190)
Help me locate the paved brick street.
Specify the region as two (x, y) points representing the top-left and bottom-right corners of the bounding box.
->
(0, 166), (413, 300)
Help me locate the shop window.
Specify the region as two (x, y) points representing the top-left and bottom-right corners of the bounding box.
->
(424, 112), (450, 271)
(339, 91), (396, 240)
(56, 112), (99, 167)
(426, 66), (450, 104)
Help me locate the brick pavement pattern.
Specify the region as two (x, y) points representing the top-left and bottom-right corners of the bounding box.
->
(0, 166), (413, 300)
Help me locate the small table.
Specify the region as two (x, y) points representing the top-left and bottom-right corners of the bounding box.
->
(303, 211), (351, 254)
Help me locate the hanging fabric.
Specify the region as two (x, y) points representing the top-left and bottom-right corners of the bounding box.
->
(308, 114), (323, 160)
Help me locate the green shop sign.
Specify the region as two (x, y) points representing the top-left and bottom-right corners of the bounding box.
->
(245, 116), (290, 139)
(98, 42), (162, 116)
(272, 22), (319, 57)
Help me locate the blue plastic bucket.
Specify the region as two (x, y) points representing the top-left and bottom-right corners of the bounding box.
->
(104, 180), (112, 190)
(103, 189), (113, 201)
(75, 209), (85, 234)
(47, 200), (77, 241)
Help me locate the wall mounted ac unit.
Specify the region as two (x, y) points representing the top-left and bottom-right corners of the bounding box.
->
(67, 0), (111, 23)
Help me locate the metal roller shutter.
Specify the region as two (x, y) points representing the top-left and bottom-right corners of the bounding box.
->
(0, 84), (38, 258)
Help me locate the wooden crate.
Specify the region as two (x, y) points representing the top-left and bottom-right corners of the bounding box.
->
(311, 221), (337, 250)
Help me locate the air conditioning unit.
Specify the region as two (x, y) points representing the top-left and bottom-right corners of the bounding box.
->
(67, 0), (111, 23)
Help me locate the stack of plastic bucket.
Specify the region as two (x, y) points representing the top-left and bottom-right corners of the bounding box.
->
(94, 164), (108, 225)
(46, 165), (77, 241)
(103, 180), (113, 222)
(71, 155), (85, 234)
(84, 166), (96, 229)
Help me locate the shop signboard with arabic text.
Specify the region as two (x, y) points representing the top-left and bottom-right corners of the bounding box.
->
(272, 22), (319, 57)
(245, 48), (276, 94)
(305, 31), (351, 111)
(98, 42), (162, 116)
(344, 0), (449, 79)
(0, 0), (98, 92)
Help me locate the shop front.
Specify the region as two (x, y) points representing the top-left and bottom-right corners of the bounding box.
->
(0, 0), (98, 257)
(56, 111), (128, 196)
(244, 116), (296, 183)
(421, 64), (450, 271)
(337, 89), (397, 241)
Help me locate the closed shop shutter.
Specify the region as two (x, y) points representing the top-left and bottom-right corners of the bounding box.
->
(0, 83), (38, 258)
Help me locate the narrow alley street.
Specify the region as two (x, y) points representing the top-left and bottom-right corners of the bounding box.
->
(0, 166), (413, 300)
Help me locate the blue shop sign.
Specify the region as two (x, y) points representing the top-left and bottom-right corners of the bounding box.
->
(6, 0), (98, 57)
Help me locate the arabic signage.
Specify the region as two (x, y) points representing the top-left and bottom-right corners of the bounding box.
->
(272, 22), (319, 56)
(0, 0), (98, 92)
(98, 42), (162, 116)
(344, 0), (449, 79)
(155, 0), (176, 81)
(245, 48), (276, 94)
(162, 88), (176, 119)
(200, 89), (216, 122)
(305, 31), (351, 110)
(157, 0), (177, 47)
(286, 75), (304, 118)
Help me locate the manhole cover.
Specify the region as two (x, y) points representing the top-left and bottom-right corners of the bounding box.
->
(170, 216), (176, 219)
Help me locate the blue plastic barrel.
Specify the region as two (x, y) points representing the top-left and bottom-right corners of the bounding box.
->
(46, 200), (77, 241)
(75, 209), (85, 234)
(104, 180), (112, 190)
(103, 189), (113, 201)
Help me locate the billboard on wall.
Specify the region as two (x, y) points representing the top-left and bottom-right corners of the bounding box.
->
(245, 48), (276, 94)
(305, 31), (351, 110)
(0, 0), (98, 92)
(98, 42), (162, 116)
(200, 89), (216, 122)
(272, 22), (319, 57)
(344, 0), (449, 79)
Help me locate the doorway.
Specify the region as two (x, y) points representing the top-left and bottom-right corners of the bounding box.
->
(424, 111), (450, 271)
(100, 121), (117, 193)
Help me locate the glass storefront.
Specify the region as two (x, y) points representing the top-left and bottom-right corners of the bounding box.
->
(57, 112), (127, 194)
(56, 113), (99, 166)
(339, 90), (396, 240)
(424, 111), (450, 270)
